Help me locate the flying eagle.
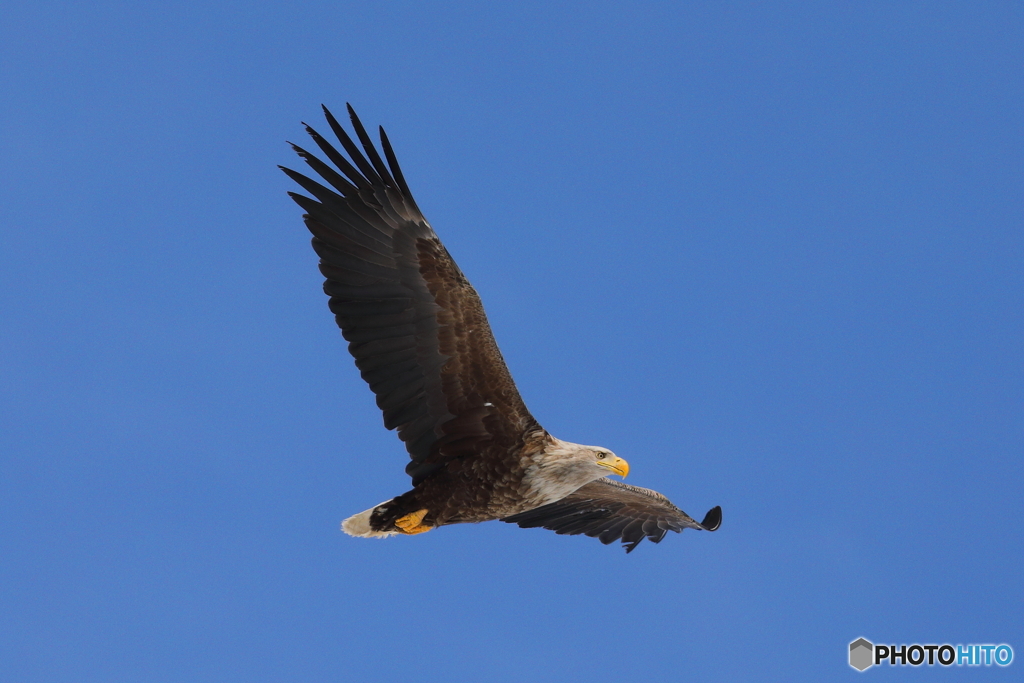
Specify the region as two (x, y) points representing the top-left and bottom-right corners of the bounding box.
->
(281, 105), (721, 552)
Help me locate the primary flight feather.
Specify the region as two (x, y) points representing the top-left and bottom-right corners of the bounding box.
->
(281, 105), (721, 552)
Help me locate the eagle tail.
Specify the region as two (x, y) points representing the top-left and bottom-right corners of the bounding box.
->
(341, 499), (400, 538)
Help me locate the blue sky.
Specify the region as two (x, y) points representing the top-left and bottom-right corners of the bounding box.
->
(2, 2), (1021, 681)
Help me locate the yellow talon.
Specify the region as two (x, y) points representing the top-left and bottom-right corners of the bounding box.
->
(394, 509), (432, 535)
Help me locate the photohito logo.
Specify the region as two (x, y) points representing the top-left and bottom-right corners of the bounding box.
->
(849, 638), (1013, 671)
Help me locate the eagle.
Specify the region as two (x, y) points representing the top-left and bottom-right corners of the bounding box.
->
(281, 105), (721, 552)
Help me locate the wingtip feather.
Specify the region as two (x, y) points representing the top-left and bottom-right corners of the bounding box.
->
(700, 506), (722, 531)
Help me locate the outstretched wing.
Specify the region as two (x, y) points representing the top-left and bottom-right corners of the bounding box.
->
(503, 478), (721, 553)
(281, 105), (542, 484)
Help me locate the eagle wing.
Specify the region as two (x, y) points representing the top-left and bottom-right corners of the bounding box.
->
(281, 105), (541, 484)
(502, 478), (722, 553)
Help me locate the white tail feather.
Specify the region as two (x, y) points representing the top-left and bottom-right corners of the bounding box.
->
(341, 500), (398, 538)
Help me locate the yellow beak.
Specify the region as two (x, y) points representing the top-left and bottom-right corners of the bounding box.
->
(597, 456), (629, 478)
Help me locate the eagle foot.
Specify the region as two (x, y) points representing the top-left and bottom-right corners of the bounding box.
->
(394, 509), (432, 535)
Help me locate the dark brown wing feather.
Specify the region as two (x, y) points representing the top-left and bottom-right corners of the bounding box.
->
(503, 479), (722, 553)
(281, 105), (541, 483)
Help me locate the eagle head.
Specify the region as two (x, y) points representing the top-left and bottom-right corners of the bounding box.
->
(591, 448), (629, 478)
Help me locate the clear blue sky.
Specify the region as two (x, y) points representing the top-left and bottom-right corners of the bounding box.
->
(2, 2), (1021, 681)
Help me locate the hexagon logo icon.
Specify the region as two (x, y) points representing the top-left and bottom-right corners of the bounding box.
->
(849, 638), (874, 671)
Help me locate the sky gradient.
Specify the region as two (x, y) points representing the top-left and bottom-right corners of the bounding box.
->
(2, 2), (1021, 681)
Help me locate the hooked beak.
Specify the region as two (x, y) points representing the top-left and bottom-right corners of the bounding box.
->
(597, 455), (629, 478)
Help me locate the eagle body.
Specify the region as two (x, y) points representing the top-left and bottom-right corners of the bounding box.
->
(344, 434), (639, 537)
(282, 105), (721, 552)
(382, 431), (556, 531)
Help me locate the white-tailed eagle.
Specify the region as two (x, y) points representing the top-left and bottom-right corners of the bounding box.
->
(281, 105), (721, 552)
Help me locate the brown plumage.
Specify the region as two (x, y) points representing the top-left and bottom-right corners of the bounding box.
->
(281, 104), (721, 552)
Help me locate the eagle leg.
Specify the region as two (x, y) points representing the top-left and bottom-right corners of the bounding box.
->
(394, 508), (433, 535)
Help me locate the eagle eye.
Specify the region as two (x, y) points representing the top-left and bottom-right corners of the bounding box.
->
(597, 452), (605, 459)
